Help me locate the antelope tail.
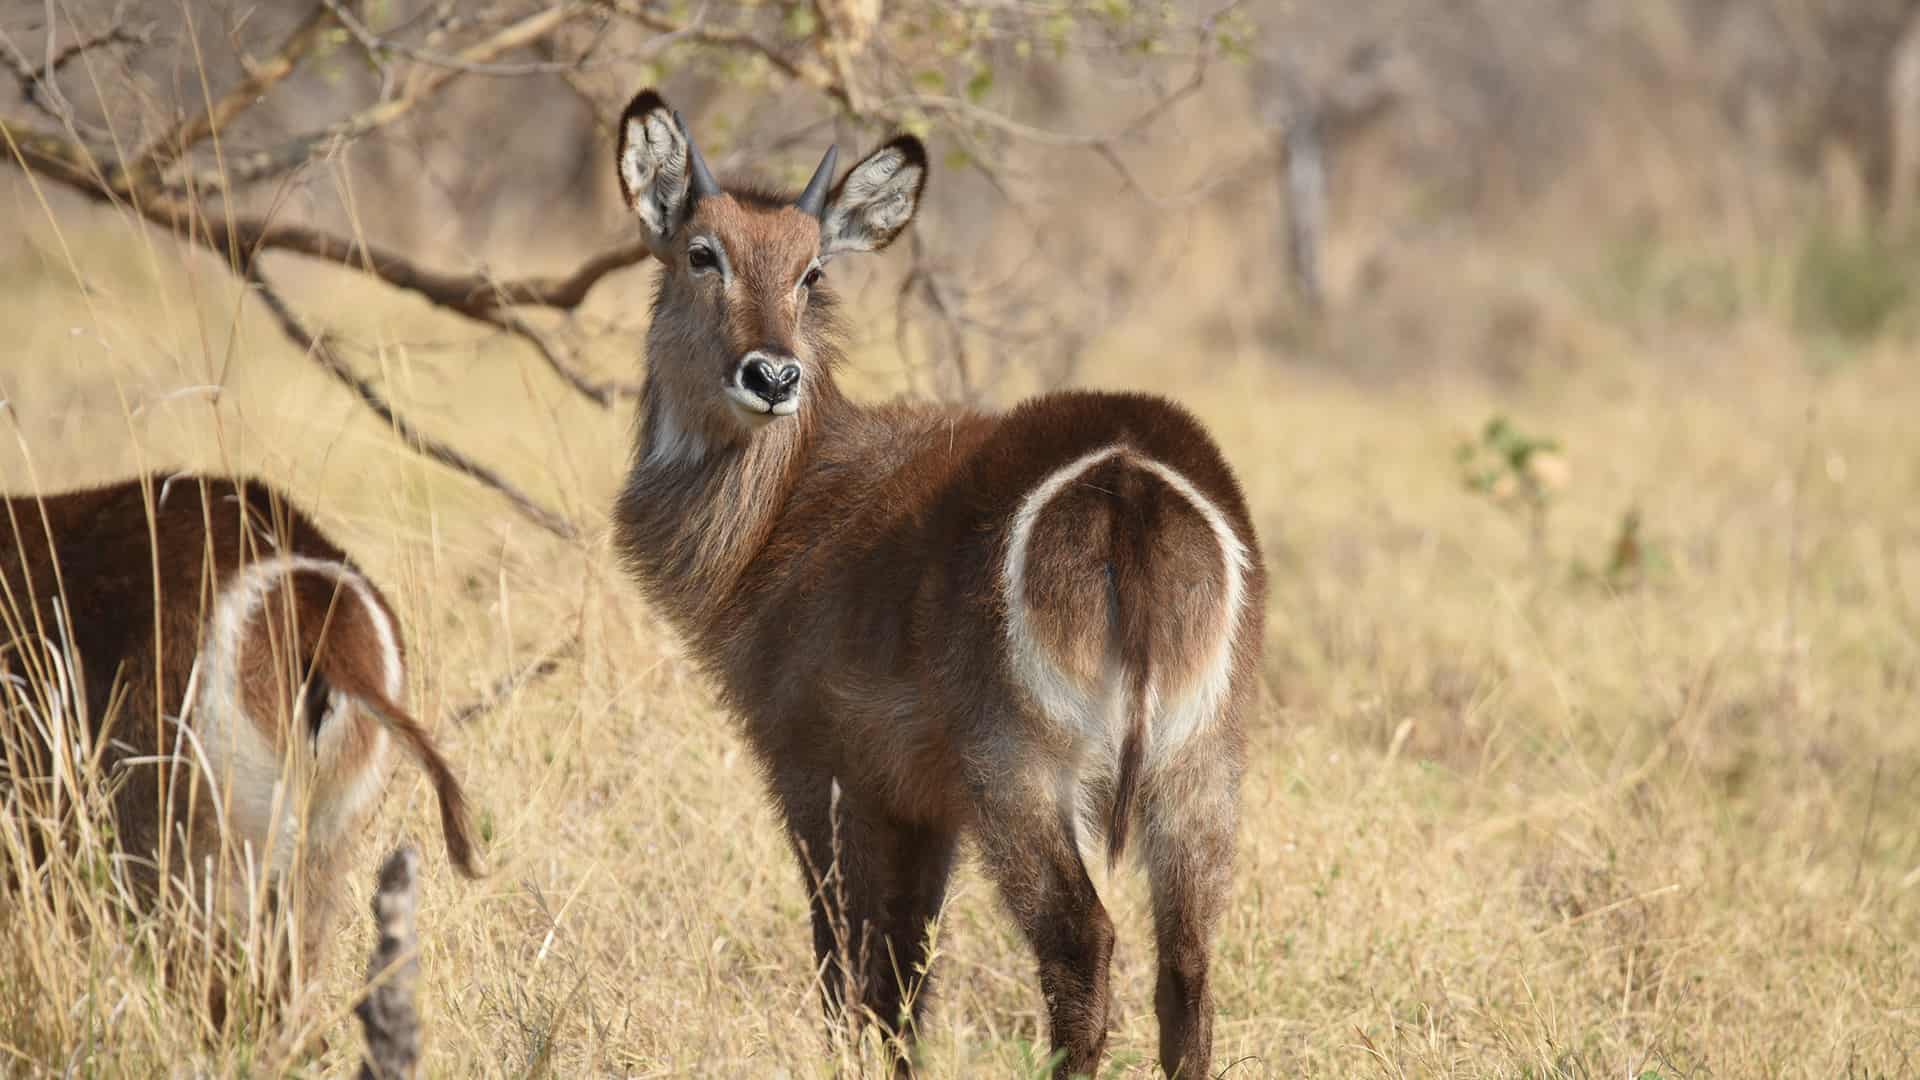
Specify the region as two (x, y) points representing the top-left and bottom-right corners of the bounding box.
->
(317, 652), (485, 880)
(1106, 580), (1154, 870)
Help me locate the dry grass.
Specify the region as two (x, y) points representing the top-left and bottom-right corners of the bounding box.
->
(2, 133), (1918, 1080)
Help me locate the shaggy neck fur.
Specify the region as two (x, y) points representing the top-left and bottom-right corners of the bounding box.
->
(615, 278), (848, 635)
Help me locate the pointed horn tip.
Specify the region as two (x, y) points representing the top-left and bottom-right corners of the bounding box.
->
(676, 110), (723, 199)
(795, 144), (840, 217)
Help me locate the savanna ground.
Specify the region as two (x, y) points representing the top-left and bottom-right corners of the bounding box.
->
(4, 2), (1920, 1076)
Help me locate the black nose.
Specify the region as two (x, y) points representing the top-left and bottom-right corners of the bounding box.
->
(741, 358), (801, 406)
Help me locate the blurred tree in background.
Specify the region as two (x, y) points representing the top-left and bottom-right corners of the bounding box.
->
(0, 0), (1261, 533)
(5, 0), (1920, 533)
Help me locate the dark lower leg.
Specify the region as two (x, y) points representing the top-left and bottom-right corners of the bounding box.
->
(1146, 812), (1235, 1078)
(981, 827), (1116, 1078)
(1153, 933), (1212, 1079)
(1033, 886), (1116, 1078)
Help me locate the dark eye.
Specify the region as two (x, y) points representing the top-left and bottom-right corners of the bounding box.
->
(688, 244), (718, 272)
(800, 266), (822, 290)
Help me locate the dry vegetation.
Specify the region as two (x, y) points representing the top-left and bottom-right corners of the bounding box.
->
(4, 0), (1920, 1076)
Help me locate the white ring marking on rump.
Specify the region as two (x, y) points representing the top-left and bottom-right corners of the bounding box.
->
(1000, 446), (1251, 765)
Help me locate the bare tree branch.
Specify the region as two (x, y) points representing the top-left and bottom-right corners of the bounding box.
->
(0, 21), (147, 140)
(4, 109), (651, 417)
(896, 233), (974, 399)
(188, 212), (651, 318)
(162, 1), (600, 195)
(115, 5), (337, 193)
(496, 310), (642, 407)
(39, 23), (147, 75)
(1092, 141), (1278, 210)
(599, 0), (852, 110)
(2, 0), (1240, 457)
(355, 846), (423, 1080)
(322, 0), (612, 78)
(4, 113), (643, 306)
(884, 0), (1230, 152)
(248, 264), (581, 541)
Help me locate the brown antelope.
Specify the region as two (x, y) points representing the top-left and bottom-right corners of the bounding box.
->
(0, 472), (479, 1021)
(610, 89), (1265, 1077)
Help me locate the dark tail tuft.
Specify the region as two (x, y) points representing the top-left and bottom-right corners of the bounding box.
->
(373, 701), (485, 880)
(1107, 666), (1150, 870)
(1105, 462), (1159, 870)
(1107, 580), (1155, 870)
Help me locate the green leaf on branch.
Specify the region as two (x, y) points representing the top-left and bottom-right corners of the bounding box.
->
(966, 66), (995, 103)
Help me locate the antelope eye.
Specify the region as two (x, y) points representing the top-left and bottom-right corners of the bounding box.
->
(688, 244), (719, 272)
(801, 266), (822, 290)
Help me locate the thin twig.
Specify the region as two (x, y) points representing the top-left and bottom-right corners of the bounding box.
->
(40, 22), (146, 75)
(881, 0), (1232, 152)
(495, 311), (641, 407)
(163, 1), (598, 195)
(599, 0), (850, 110)
(321, 0), (610, 77)
(3, 115), (652, 412)
(1, 116), (647, 308)
(114, 5), (336, 193)
(0, 21), (147, 139)
(898, 232), (973, 399)
(1092, 141), (1277, 210)
(448, 632), (582, 726)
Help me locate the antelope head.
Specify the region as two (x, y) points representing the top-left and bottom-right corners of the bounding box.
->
(616, 89), (927, 446)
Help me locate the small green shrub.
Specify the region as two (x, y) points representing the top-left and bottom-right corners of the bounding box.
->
(1794, 230), (1914, 343)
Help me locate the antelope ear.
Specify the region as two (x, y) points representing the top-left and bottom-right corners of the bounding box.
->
(617, 89), (693, 253)
(820, 135), (927, 260)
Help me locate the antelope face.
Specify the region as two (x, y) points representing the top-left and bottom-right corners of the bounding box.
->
(616, 89), (926, 441)
(677, 197), (824, 423)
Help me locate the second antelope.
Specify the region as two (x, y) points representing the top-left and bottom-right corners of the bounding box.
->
(611, 90), (1265, 1077)
(0, 473), (480, 1023)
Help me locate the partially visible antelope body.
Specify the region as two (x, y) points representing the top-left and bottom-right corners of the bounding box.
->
(0, 473), (478, 1019)
(611, 90), (1265, 1077)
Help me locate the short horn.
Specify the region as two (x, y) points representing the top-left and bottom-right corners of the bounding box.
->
(674, 110), (723, 201)
(794, 144), (838, 218)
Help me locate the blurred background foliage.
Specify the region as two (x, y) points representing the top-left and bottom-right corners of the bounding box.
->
(10, 0), (1920, 407)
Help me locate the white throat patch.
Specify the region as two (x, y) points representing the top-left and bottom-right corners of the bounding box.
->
(644, 400), (709, 467)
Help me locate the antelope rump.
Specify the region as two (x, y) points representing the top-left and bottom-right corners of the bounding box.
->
(0, 473), (479, 1022)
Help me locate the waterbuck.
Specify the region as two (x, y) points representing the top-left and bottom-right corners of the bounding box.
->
(610, 89), (1265, 1077)
(0, 473), (480, 1019)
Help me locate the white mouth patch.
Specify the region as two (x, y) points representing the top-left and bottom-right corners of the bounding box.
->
(725, 382), (772, 414)
(724, 379), (800, 417)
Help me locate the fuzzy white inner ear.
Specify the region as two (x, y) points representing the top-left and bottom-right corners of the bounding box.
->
(823, 148), (922, 255)
(620, 111), (691, 238)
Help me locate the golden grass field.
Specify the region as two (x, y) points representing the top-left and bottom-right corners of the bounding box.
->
(1, 140), (1918, 1080)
